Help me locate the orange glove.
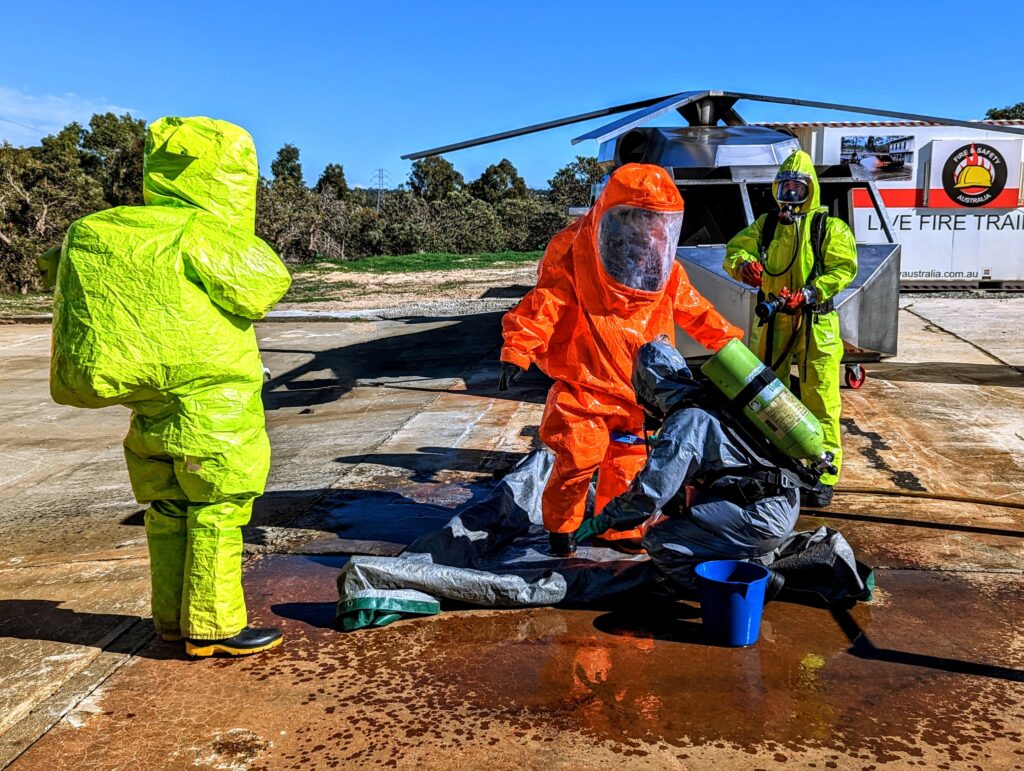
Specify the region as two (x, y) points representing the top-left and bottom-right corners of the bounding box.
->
(783, 286), (816, 311)
(739, 261), (763, 288)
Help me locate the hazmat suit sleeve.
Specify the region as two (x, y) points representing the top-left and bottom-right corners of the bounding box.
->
(37, 245), (62, 290)
(183, 217), (292, 320)
(811, 219), (858, 302)
(500, 225), (579, 371)
(723, 214), (765, 281)
(671, 262), (743, 352)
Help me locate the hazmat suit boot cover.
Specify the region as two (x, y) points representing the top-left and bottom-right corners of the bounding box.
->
(723, 150), (858, 486)
(50, 116), (292, 638)
(501, 164), (741, 537)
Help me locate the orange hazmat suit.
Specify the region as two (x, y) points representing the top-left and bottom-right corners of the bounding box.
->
(501, 163), (742, 539)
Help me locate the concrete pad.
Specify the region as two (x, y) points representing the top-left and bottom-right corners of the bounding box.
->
(4, 297), (1024, 768)
(839, 308), (1024, 505)
(800, 494), (1024, 571)
(0, 558), (150, 738)
(903, 297), (1024, 368)
(0, 314), (509, 566)
(13, 554), (1023, 769)
(286, 359), (547, 555)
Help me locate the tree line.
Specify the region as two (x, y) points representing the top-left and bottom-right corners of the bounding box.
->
(0, 112), (604, 293)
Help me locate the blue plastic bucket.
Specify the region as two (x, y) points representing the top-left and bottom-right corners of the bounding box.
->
(695, 560), (770, 647)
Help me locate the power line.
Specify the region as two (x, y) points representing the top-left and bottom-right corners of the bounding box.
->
(0, 115), (48, 135)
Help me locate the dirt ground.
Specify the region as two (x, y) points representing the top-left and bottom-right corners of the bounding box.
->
(282, 264), (540, 312)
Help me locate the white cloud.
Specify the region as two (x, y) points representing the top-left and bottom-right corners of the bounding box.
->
(0, 86), (137, 146)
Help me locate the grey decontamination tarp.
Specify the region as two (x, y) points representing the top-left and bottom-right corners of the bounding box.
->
(335, 450), (872, 632)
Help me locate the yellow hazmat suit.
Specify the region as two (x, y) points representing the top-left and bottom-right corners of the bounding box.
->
(50, 116), (291, 639)
(723, 151), (857, 486)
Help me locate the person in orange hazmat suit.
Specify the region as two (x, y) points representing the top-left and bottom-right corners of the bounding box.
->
(498, 163), (742, 557)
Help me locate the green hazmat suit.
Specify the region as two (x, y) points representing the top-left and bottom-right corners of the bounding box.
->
(49, 116), (291, 639)
(723, 150), (857, 486)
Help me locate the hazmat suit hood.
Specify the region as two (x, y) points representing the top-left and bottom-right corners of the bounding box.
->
(772, 150), (820, 218)
(631, 339), (704, 419)
(576, 163), (684, 314)
(143, 116), (259, 232)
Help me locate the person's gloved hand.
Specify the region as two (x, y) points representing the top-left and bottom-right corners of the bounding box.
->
(739, 261), (763, 288)
(783, 285), (817, 311)
(498, 361), (526, 391)
(575, 515), (610, 542)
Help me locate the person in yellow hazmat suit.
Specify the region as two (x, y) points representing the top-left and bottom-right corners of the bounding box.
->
(45, 116), (292, 657)
(723, 150), (858, 508)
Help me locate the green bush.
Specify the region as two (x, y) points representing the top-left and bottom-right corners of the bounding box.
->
(428, 193), (505, 254)
(495, 198), (569, 252)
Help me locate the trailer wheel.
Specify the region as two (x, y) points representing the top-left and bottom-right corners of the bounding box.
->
(845, 364), (867, 389)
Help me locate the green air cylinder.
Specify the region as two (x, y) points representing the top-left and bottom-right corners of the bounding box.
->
(700, 338), (824, 461)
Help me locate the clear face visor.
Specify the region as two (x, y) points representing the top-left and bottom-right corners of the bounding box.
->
(775, 176), (810, 206)
(597, 206), (683, 292)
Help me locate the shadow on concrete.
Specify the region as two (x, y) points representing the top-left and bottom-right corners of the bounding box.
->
(117, 485), (480, 550)
(831, 606), (1024, 684)
(260, 311), (550, 410)
(870, 362), (1024, 387)
(0, 600), (182, 660)
(592, 600), (708, 644)
(271, 601), (338, 630)
(381, 367), (552, 405)
(283, 487), (471, 548)
(480, 286), (533, 299)
(814, 509), (1024, 539)
(334, 446), (530, 483)
(122, 510), (146, 526)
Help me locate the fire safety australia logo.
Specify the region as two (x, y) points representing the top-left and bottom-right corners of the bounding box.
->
(941, 143), (1007, 207)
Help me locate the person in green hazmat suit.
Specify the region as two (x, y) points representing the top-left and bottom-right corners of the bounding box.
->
(45, 116), (292, 657)
(723, 150), (857, 508)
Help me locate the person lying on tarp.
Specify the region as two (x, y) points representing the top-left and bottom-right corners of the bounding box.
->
(576, 337), (799, 597)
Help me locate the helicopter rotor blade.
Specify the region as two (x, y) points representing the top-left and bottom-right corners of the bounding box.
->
(401, 92), (686, 160)
(404, 89), (1024, 160)
(723, 92), (1024, 137)
(570, 91), (709, 145)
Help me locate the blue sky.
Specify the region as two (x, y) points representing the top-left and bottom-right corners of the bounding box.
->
(2, 1), (1023, 188)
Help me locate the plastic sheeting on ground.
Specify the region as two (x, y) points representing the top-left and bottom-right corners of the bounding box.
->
(335, 450), (872, 632)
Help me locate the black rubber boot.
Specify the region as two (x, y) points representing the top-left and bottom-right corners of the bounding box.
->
(765, 569), (786, 602)
(548, 532), (577, 557)
(185, 626), (283, 658)
(803, 484), (834, 509)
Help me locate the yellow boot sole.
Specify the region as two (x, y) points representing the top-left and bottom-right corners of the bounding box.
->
(185, 636), (283, 658)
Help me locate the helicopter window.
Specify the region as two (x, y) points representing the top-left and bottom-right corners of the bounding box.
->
(676, 184), (747, 246)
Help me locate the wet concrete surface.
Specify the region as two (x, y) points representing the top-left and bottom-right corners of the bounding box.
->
(12, 554), (1024, 769)
(3, 298), (1024, 768)
(0, 313), (522, 763)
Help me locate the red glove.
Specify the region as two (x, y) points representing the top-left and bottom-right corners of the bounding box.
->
(739, 261), (763, 288)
